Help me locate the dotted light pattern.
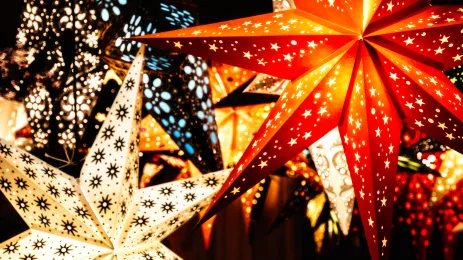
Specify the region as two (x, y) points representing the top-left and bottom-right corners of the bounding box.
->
(0, 47), (231, 260)
(143, 55), (223, 173)
(134, 2), (463, 259)
(112, 14), (171, 71)
(394, 173), (436, 260)
(160, 3), (195, 29)
(23, 68), (106, 148)
(434, 178), (463, 260)
(17, 0), (101, 78)
(55, 69), (105, 147)
(96, 0), (127, 22)
(17, 0), (54, 65)
(24, 86), (52, 148)
(17, 0), (106, 148)
(105, 2), (198, 74)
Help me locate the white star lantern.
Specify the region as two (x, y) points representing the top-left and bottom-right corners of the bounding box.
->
(308, 127), (355, 235)
(0, 46), (230, 260)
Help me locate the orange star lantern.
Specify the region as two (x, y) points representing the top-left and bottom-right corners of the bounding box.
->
(139, 115), (179, 152)
(134, 1), (463, 259)
(209, 62), (257, 104)
(215, 104), (273, 167)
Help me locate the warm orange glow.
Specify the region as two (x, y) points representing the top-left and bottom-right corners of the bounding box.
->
(139, 115), (179, 152)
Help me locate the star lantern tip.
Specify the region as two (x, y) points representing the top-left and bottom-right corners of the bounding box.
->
(79, 45), (147, 244)
(134, 1), (463, 259)
(308, 127), (355, 236)
(131, 9), (359, 80)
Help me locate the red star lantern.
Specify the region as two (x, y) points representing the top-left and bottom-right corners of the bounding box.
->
(394, 173), (436, 260)
(134, 1), (463, 259)
(435, 179), (463, 260)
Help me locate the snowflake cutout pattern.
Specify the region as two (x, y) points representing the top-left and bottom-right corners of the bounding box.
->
(18, 0), (106, 149)
(113, 14), (169, 71)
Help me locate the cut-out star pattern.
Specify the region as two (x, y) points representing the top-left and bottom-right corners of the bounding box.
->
(0, 47), (230, 260)
(135, 2), (463, 260)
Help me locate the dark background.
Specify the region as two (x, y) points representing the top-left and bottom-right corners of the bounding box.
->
(2, 0), (462, 49)
(0, 0), (273, 49)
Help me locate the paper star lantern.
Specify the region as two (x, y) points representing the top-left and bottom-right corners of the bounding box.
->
(242, 0), (293, 96)
(23, 85), (53, 148)
(0, 46), (230, 259)
(209, 62), (275, 166)
(215, 104), (273, 167)
(309, 127), (355, 235)
(242, 73), (289, 95)
(103, 1), (198, 74)
(100, 1), (223, 173)
(17, 0), (107, 149)
(142, 56), (223, 174)
(394, 173), (435, 260)
(134, 1), (463, 259)
(17, 0), (104, 80)
(209, 62), (257, 104)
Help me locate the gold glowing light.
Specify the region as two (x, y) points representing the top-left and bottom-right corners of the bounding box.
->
(215, 104), (274, 166)
(209, 62), (257, 104)
(431, 150), (463, 205)
(139, 115), (179, 152)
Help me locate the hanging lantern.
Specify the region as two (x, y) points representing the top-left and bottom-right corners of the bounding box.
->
(309, 127), (355, 235)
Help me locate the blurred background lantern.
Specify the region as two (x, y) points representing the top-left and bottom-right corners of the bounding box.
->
(432, 150), (463, 206)
(142, 55), (223, 174)
(215, 104), (273, 167)
(209, 62), (256, 104)
(243, 73), (289, 96)
(309, 128), (355, 236)
(140, 114), (179, 152)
